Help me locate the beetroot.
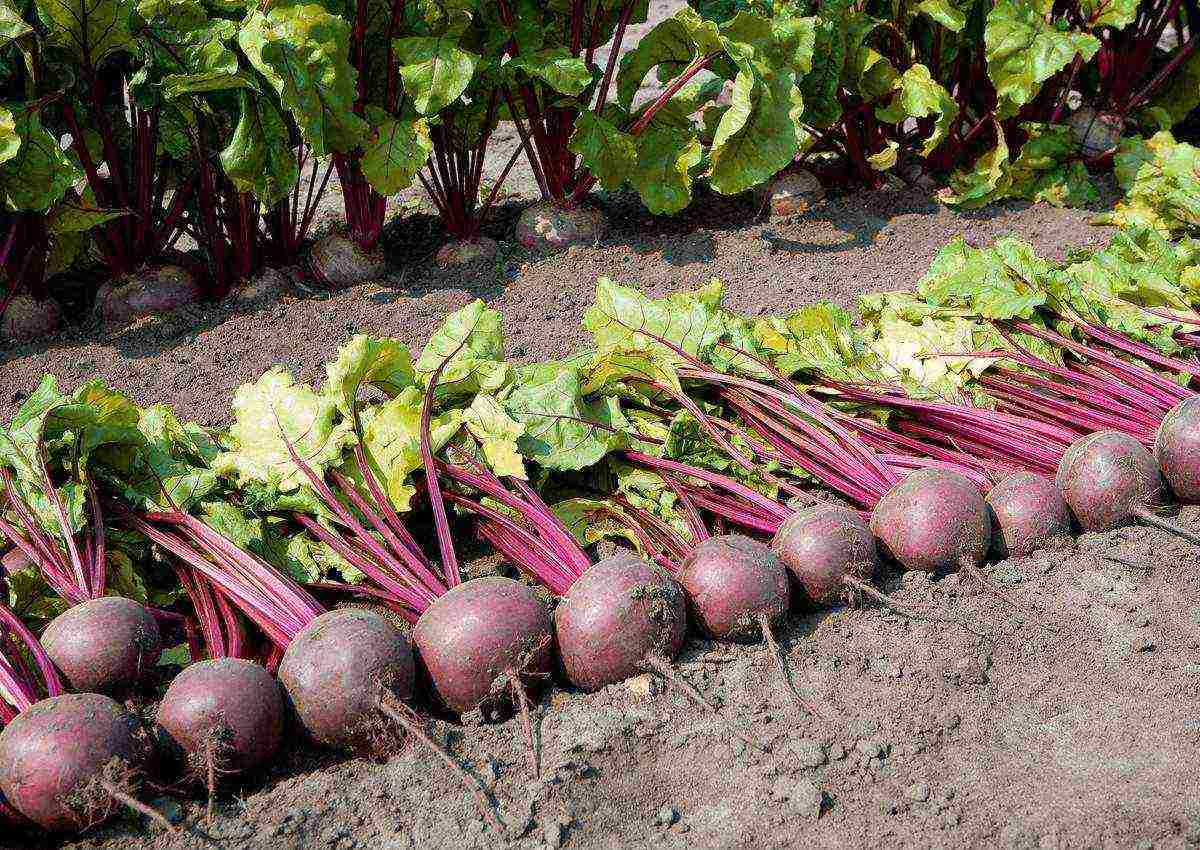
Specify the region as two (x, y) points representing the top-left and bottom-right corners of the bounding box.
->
(278, 608), (413, 753)
(0, 693), (155, 833)
(1156, 397), (1200, 503)
(771, 506), (878, 605)
(1058, 430), (1200, 543)
(1, 295), (60, 345)
(435, 237), (499, 269)
(94, 265), (201, 325)
(554, 552), (686, 691)
(678, 534), (814, 717)
(156, 659), (284, 788)
(279, 608), (500, 830)
(985, 473), (1073, 559)
(515, 201), (605, 251)
(413, 577), (553, 715)
(41, 597), (162, 696)
(678, 535), (790, 640)
(870, 469), (991, 573)
(307, 231), (387, 288)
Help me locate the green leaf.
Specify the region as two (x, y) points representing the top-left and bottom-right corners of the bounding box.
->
(323, 335), (416, 416)
(1146, 51), (1200, 129)
(917, 236), (1048, 319)
(800, 0), (850, 129)
(917, 0), (967, 31)
(629, 129), (703, 215)
(354, 387), (461, 511)
(1079, 0), (1136, 29)
(1095, 132), (1200, 236)
(238, 4), (368, 156)
(708, 70), (802, 196)
(361, 110), (431, 196)
(0, 0), (32, 44)
(394, 36), (478, 116)
(508, 49), (592, 96)
(937, 125), (1011, 208)
(220, 90), (299, 206)
(463, 394), (526, 479)
(215, 368), (356, 494)
(876, 64), (957, 157)
(985, 0), (1098, 119)
(583, 276), (730, 364)
(415, 299), (509, 402)
(0, 109), (81, 212)
(501, 360), (628, 471)
(36, 0), (134, 63)
(568, 112), (636, 193)
(616, 8), (721, 110)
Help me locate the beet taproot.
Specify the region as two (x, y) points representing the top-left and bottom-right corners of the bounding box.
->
(985, 473), (1073, 559)
(870, 469), (991, 573)
(41, 597), (162, 696)
(1156, 397), (1200, 503)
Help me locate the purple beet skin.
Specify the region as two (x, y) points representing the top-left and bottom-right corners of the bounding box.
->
(985, 472), (1073, 559)
(1156, 397), (1200, 503)
(1056, 430), (1165, 532)
(41, 597), (162, 696)
(870, 469), (991, 573)
(677, 534), (790, 640)
(0, 693), (147, 832)
(772, 505), (878, 605)
(413, 577), (554, 714)
(554, 552), (687, 691)
(279, 608), (414, 751)
(156, 658), (285, 776)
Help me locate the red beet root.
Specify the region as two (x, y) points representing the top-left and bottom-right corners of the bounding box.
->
(678, 534), (790, 640)
(1156, 397), (1200, 503)
(279, 608), (414, 752)
(413, 577), (553, 715)
(0, 693), (152, 833)
(41, 597), (162, 696)
(157, 658), (284, 778)
(985, 473), (1073, 559)
(1058, 430), (1200, 544)
(870, 469), (991, 573)
(554, 552), (686, 691)
(771, 506), (878, 605)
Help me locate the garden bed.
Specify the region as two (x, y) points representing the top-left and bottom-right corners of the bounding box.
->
(9, 186), (1200, 850)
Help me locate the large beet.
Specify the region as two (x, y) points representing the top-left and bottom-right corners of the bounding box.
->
(515, 202), (605, 251)
(41, 597), (162, 696)
(554, 552), (686, 691)
(870, 469), (991, 573)
(308, 232), (387, 288)
(0, 693), (148, 832)
(94, 265), (201, 325)
(1056, 430), (1164, 532)
(677, 534), (790, 640)
(1156, 397), (1200, 503)
(985, 472), (1073, 559)
(771, 505), (878, 605)
(156, 659), (285, 777)
(413, 577), (553, 715)
(278, 608), (413, 752)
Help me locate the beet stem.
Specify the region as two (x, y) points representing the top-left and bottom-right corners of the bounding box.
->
(1130, 506), (1200, 547)
(376, 694), (502, 832)
(98, 781), (178, 834)
(508, 668), (539, 778)
(756, 613), (821, 718)
(642, 652), (760, 751)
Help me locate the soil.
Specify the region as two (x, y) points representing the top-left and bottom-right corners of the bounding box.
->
(5, 5), (1199, 849)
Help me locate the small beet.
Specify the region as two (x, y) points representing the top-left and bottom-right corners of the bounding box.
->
(0, 693), (149, 832)
(985, 472), (1073, 559)
(870, 469), (991, 573)
(677, 534), (789, 640)
(41, 597), (162, 696)
(413, 577), (553, 715)
(279, 608), (414, 752)
(156, 658), (285, 778)
(554, 552), (686, 691)
(771, 506), (878, 606)
(1156, 397), (1200, 503)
